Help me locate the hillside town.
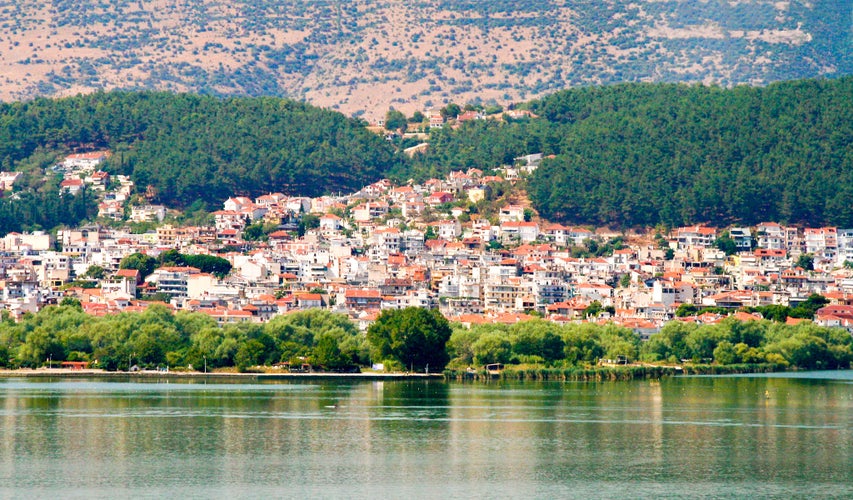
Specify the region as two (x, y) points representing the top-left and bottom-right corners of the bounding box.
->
(3, 151), (853, 336)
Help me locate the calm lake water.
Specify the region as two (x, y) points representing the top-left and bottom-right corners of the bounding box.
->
(1, 372), (851, 499)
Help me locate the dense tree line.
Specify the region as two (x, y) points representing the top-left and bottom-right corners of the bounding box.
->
(406, 77), (853, 228)
(0, 305), (370, 372)
(1, 79), (851, 231)
(0, 305), (454, 373)
(400, 117), (561, 179)
(446, 316), (852, 371)
(448, 321), (644, 368)
(528, 78), (853, 227)
(0, 184), (96, 235)
(0, 91), (402, 209)
(0, 303), (848, 373)
(645, 318), (852, 370)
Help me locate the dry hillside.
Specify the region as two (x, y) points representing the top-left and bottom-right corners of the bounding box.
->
(0, 0), (848, 121)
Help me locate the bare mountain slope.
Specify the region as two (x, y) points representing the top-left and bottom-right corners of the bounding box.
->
(1, 0), (849, 120)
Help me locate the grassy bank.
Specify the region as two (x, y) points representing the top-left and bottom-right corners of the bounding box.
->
(0, 363), (793, 382)
(444, 363), (788, 381)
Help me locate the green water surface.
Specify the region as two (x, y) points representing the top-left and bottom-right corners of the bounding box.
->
(0, 371), (851, 498)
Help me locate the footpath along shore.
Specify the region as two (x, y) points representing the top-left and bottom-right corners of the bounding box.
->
(0, 368), (444, 381)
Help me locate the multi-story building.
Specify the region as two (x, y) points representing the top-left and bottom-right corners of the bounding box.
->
(804, 227), (837, 262)
(148, 266), (201, 301)
(130, 205), (166, 223)
(836, 229), (853, 266)
(675, 225), (716, 248)
(729, 227), (753, 251)
(343, 288), (382, 311)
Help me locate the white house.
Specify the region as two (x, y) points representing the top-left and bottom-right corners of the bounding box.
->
(500, 222), (540, 244)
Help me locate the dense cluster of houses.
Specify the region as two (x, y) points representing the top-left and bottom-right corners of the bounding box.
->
(3, 152), (853, 337)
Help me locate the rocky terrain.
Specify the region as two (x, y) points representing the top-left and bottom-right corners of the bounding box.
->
(0, 0), (849, 120)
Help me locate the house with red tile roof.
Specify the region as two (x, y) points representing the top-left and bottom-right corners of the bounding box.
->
(344, 288), (382, 311)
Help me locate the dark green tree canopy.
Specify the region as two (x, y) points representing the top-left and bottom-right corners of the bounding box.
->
(403, 77), (853, 228)
(796, 254), (815, 271)
(1, 78), (851, 234)
(367, 307), (452, 372)
(0, 91), (403, 211)
(0, 300), (849, 373)
(119, 252), (158, 278)
(0, 185), (95, 236)
(440, 103), (461, 120)
(157, 250), (232, 278)
(384, 108), (408, 132)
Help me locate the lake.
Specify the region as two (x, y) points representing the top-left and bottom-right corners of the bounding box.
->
(0, 371), (851, 498)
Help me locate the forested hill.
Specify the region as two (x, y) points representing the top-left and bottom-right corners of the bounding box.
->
(0, 0), (850, 120)
(410, 77), (853, 228)
(1, 80), (851, 231)
(0, 92), (401, 207)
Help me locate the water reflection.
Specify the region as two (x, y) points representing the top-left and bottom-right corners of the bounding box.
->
(0, 374), (851, 497)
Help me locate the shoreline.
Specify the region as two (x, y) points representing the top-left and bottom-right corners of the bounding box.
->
(0, 368), (445, 381)
(0, 362), (793, 382)
(445, 362), (790, 381)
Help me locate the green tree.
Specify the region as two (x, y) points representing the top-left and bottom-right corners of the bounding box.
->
(446, 326), (483, 368)
(84, 265), (106, 280)
(789, 294), (829, 319)
(242, 222), (267, 241)
(486, 239), (503, 251)
(641, 321), (697, 362)
(264, 309), (363, 365)
(180, 254), (232, 278)
(384, 109), (407, 132)
(408, 111), (425, 124)
(749, 305), (791, 322)
(796, 253), (815, 271)
(714, 232), (737, 255)
(18, 329), (64, 367)
(298, 213), (320, 237)
(440, 103), (461, 120)
(597, 324), (641, 361)
(509, 320), (565, 363)
(583, 301), (603, 319)
(311, 333), (351, 370)
(472, 332), (512, 366)
(675, 303), (699, 317)
(235, 339), (265, 371)
(713, 340), (738, 365)
(60, 297), (83, 309)
(561, 324), (605, 364)
(367, 307), (452, 372)
(119, 252), (158, 278)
